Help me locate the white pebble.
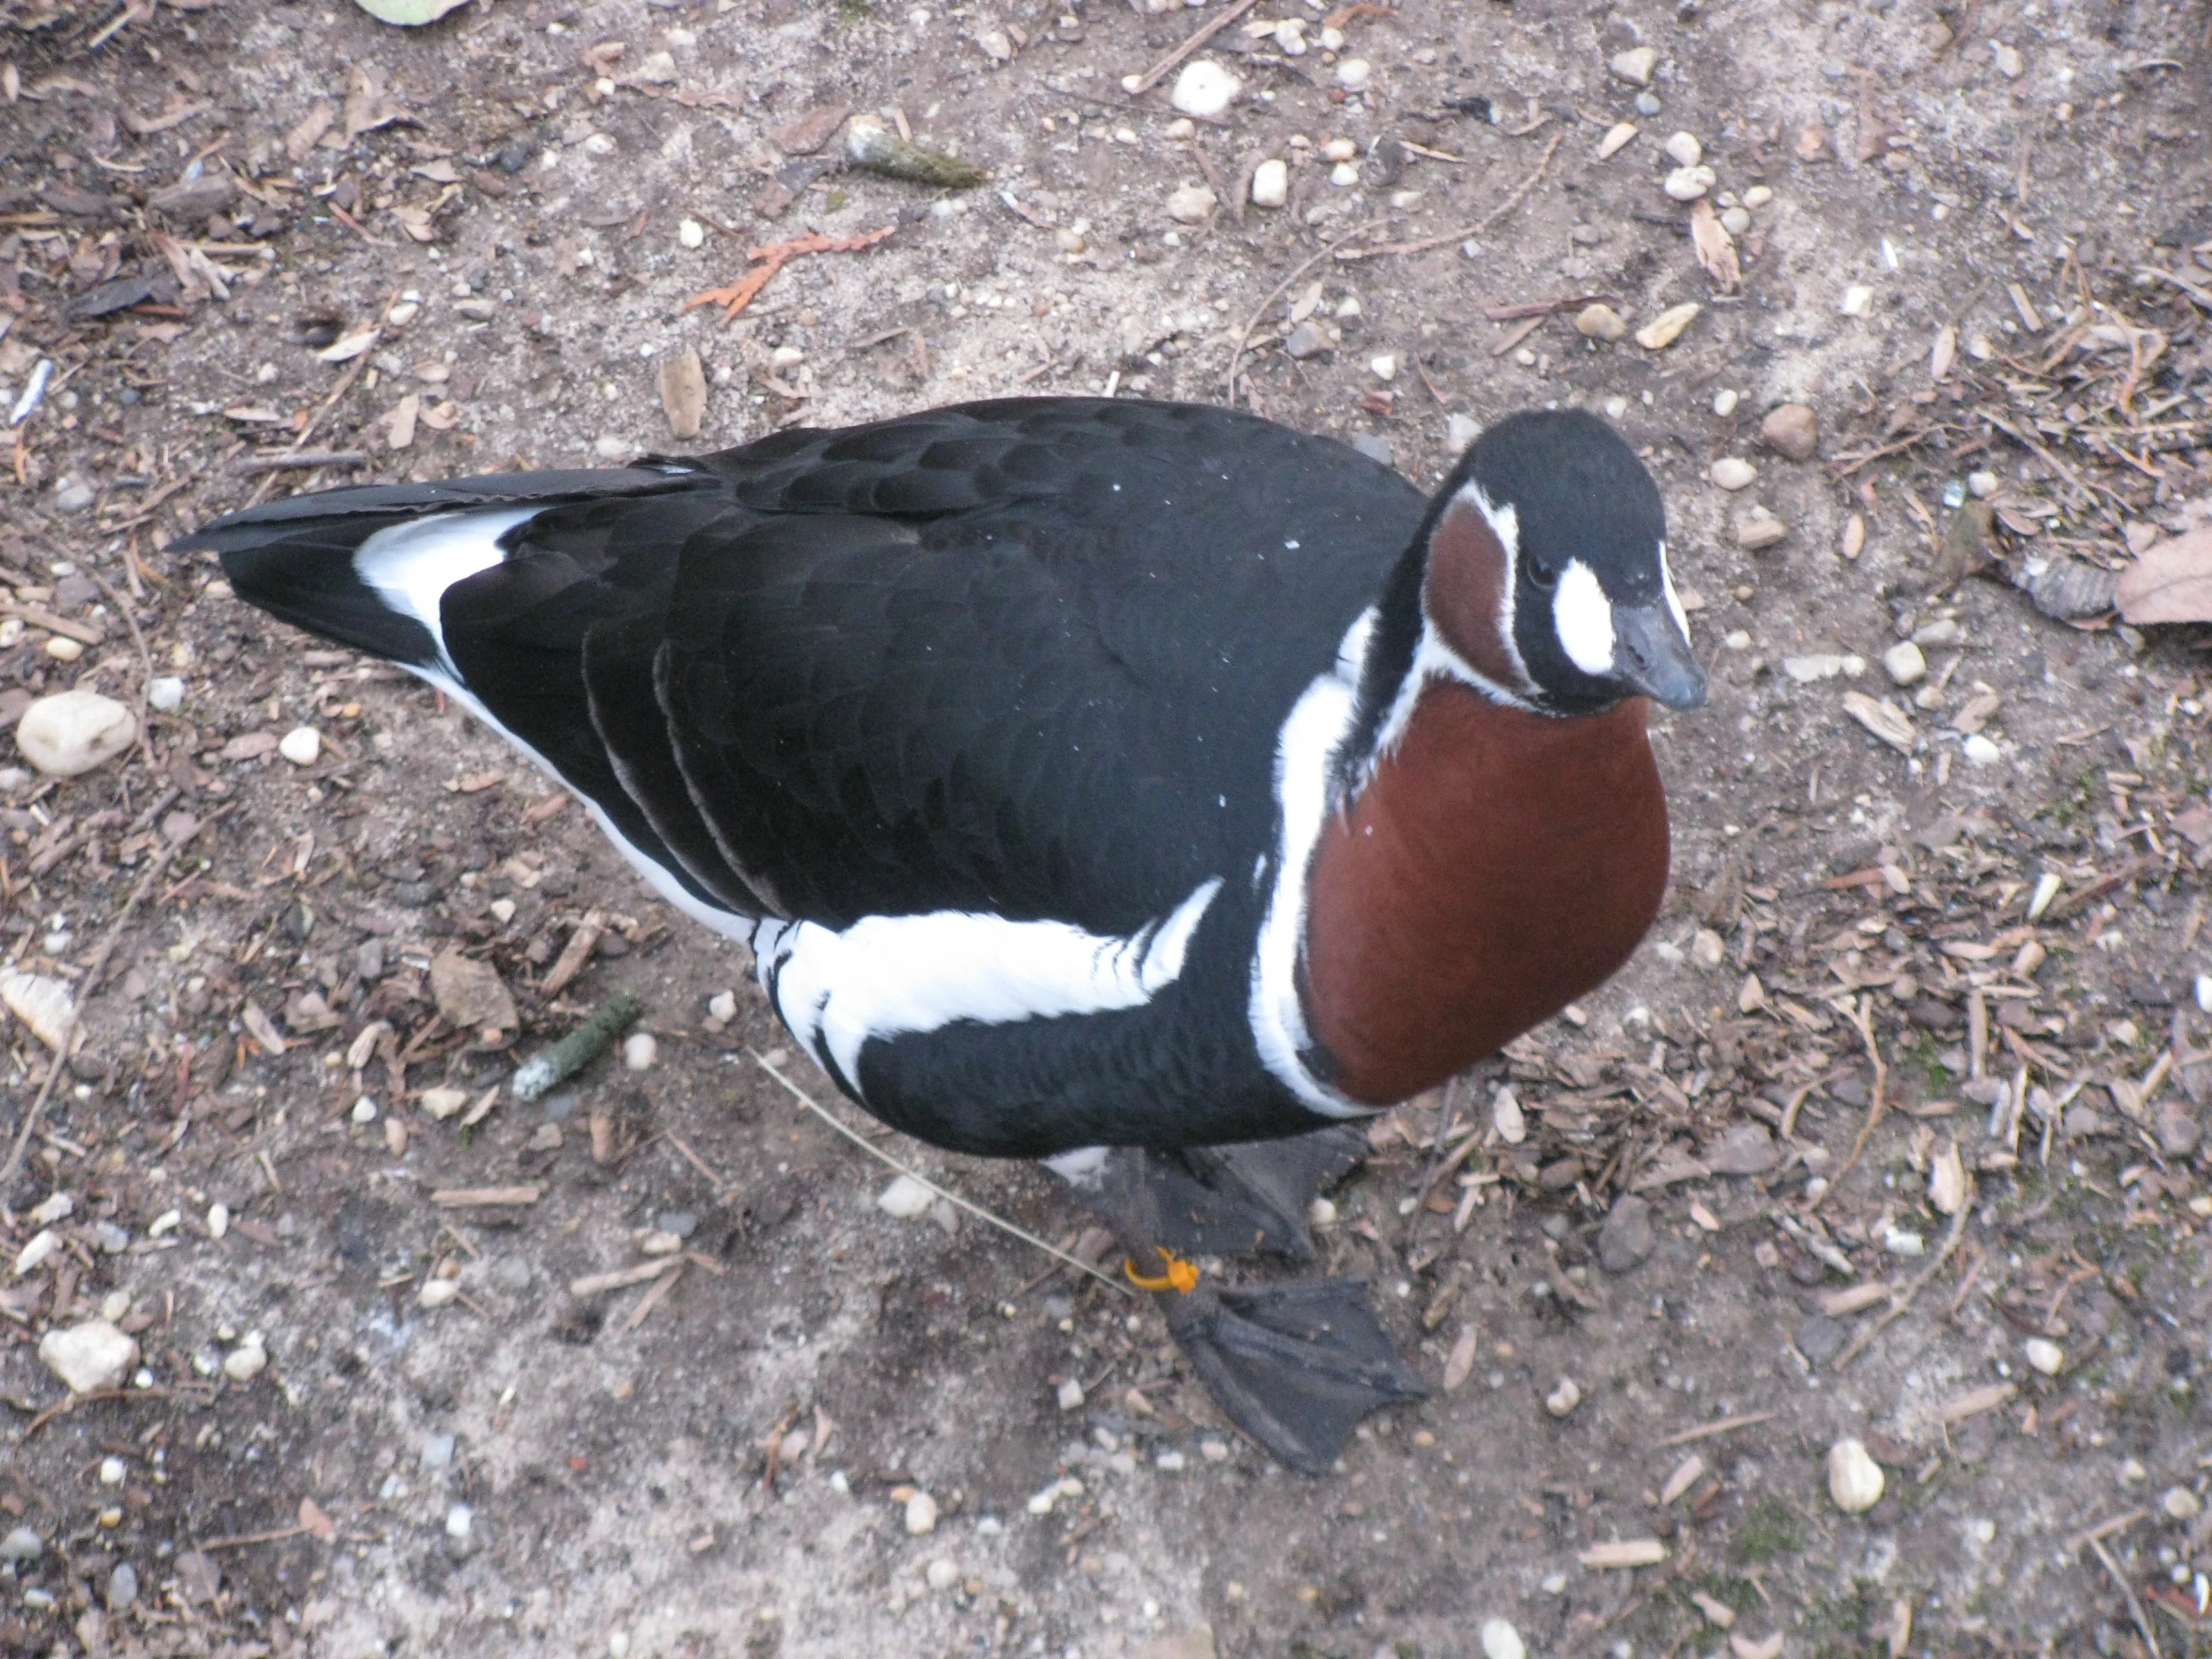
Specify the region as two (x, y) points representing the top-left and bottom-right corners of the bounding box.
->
(1968, 469), (2000, 498)
(1445, 412), (1481, 450)
(1712, 387), (1740, 416)
(1370, 353), (1398, 382)
(904, 1491), (939, 1534)
(925, 1558), (961, 1591)
(207, 1202), (230, 1240)
(1961, 734), (2002, 768)
(38, 1320), (138, 1394)
(1720, 206), (1751, 236)
(1544, 1377), (1581, 1416)
(876, 1175), (935, 1219)
(446, 1502), (473, 1540)
(1709, 457), (1757, 491)
(1330, 162), (1359, 188)
(708, 990), (738, 1021)
(100, 1456), (126, 1485)
(223, 1342), (268, 1382)
(1828, 1438), (1885, 1512)
(1662, 165), (1716, 201)
(1309, 1195), (1339, 1227)
(147, 676), (186, 713)
(2024, 1337), (2064, 1376)
(677, 218), (705, 250)
(1883, 642), (1928, 687)
(1840, 284), (1876, 317)
(14, 690), (138, 779)
(418, 1278), (460, 1308)
(1663, 131), (1702, 167)
(622, 1031), (659, 1071)
(1249, 158), (1288, 209)
(277, 727), (322, 767)
(1609, 45), (1657, 85)
(1321, 136), (1359, 163)
(1743, 185), (1773, 209)
(1481, 1620), (1526, 1659)
(2165, 1486), (2203, 1520)
(1596, 122), (1637, 160)
(1274, 18), (1306, 54)
(1335, 57), (1372, 92)
(1169, 60), (1239, 120)
(1166, 184), (1216, 225)
(350, 1096), (377, 1125)
(1056, 1377), (1085, 1410)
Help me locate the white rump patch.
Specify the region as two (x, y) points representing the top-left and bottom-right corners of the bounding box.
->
(1044, 1146), (1112, 1189)
(753, 876), (1226, 1093)
(353, 508), (539, 675)
(1552, 560), (1615, 676)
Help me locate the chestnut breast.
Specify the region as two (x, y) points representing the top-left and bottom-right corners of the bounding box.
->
(1303, 686), (1670, 1105)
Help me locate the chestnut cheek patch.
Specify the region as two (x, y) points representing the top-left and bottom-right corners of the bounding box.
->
(1422, 494), (1528, 692)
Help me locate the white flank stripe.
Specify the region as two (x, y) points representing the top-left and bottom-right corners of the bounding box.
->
(1246, 631), (1372, 1120)
(753, 876), (1226, 1094)
(353, 508), (539, 675)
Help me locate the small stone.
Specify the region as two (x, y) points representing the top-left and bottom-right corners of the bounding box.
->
(1712, 387), (1740, 416)
(1634, 90), (1662, 115)
(1166, 184), (1216, 225)
(419, 1087), (469, 1120)
(1598, 1194), (1656, 1273)
(1796, 1313), (1846, 1366)
(350, 1095), (377, 1125)
(1370, 352), (1398, 382)
(976, 27), (1012, 60)
(1335, 57), (1372, 92)
(1330, 162), (1359, 188)
(1709, 456), (1757, 491)
(1662, 165), (1716, 201)
(1492, 1084), (1526, 1145)
(107, 1563), (139, 1610)
(1250, 158), (1288, 209)
(1709, 1122), (1779, 1174)
(492, 1256), (532, 1291)
(1575, 302), (1628, 341)
(1719, 205), (1751, 235)
(1989, 40), (2024, 78)
(904, 1490), (939, 1534)
(1743, 185), (1773, 209)
(148, 676), (186, 713)
(1170, 60), (1239, 120)
(925, 1558), (961, 1591)
(622, 1031), (658, 1071)
(39, 1319), (138, 1394)
(422, 1433), (457, 1469)
(446, 1502), (473, 1540)
(2024, 1337), (2064, 1376)
(708, 990), (739, 1022)
(1283, 320), (1330, 360)
(1275, 17), (1307, 53)
(277, 727), (322, 767)
(15, 689), (138, 778)
(1545, 1377), (1581, 1416)
(1883, 642), (1927, 686)
(1829, 1438), (1885, 1512)
(1760, 402), (1820, 461)
(1735, 508), (1790, 551)
(1351, 434), (1395, 468)
(1967, 469), (2000, 499)
(418, 1277), (460, 1308)
(1596, 121), (1637, 160)
(1609, 45), (1658, 85)
(677, 218), (705, 250)
(877, 1175), (935, 1219)
(100, 1455), (126, 1485)
(208, 1201), (230, 1240)
(1663, 131), (1702, 167)
(44, 635), (83, 663)
(1961, 734), (2001, 768)
(1634, 301), (1700, 350)
(2156, 1100), (2200, 1158)
(1481, 1619), (1527, 1659)
(1840, 284), (1876, 317)
(1691, 928), (1725, 968)
(1056, 1377), (1085, 1410)
(2165, 1486), (2203, 1520)
(1321, 137), (1359, 163)
(54, 478), (96, 513)
(1446, 412), (1481, 451)
(0, 1525), (43, 1563)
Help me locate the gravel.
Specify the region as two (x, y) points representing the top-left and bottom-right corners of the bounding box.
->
(1598, 1194), (1656, 1272)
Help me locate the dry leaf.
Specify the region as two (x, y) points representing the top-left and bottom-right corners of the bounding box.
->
(418, 399), (459, 430)
(2117, 527), (2212, 625)
(429, 948), (518, 1034)
(285, 101), (334, 162)
(241, 1000), (288, 1056)
(316, 324), (380, 363)
(770, 104), (851, 156)
(1659, 1453), (1704, 1504)
(1689, 201), (1740, 293)
(659, 349), (707, 438)
(343, 65), (409, 141)
(297, 1496), (336, 1542)
(385, 393), (419, 451)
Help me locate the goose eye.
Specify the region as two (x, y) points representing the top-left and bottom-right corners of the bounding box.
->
(1524, 557), (1557, 590)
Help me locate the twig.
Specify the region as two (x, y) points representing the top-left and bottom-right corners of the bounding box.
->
(1, 842), (177, 1187)
(618, 1261), (685, 1333)
(1831, 1172), (1974, 1369)
(201, 1523), (313, 1551)
(1124, 0), (1265, 94)
(2067, 1509), (2148, 1554)
(1819, 996), (1889, 1202)
(2088, 1534), (2164, 1659)
(1224, 218), (1383, 403)
(235, 449), (369, 473)
(749, 1049), (1130, 1295)
(1653, 1410), (1779, 1448)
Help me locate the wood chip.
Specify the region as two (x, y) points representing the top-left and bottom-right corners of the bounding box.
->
(1578, 1538), (1667, 1568)
(1843, 690), (1917, 755)
(1659, 1453), (1705, 1504)
(570, 1259), (679, 1297)
(1820, 1282), (1892, 1317)
(1938, 1382), (2017, 1422)
(659, 349), (707, 439)
(1441, 1326), (1479, 1391)
(431, 1185), (542, 1208)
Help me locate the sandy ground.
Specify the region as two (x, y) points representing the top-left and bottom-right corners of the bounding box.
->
(3, 0), (2212, 1654)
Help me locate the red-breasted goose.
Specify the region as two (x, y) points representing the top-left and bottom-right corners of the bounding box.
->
(185, 396), (1704, 1470)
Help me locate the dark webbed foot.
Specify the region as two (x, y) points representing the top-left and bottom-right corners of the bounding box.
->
(1086, 1124), (1370, 1264)
(1163, 1279), (1426, 1472)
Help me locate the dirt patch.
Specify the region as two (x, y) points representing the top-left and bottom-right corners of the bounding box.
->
(2, 0), (2211, 1654)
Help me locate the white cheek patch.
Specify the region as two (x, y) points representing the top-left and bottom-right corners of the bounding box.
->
(1658, 540), (1691, 643)
(1553, 560), (1615, 676)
